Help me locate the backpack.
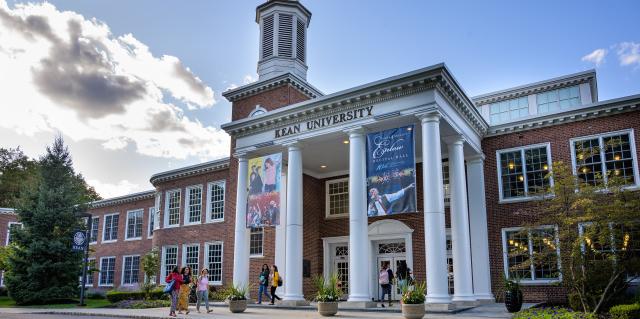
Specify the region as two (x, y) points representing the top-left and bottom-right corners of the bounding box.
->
(163, 279), (175, 293)
(378, 270), (389, 285)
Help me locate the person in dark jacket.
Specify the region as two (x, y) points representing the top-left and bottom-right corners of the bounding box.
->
(165, 266), (184, 317)
(256, 264), (271, 304)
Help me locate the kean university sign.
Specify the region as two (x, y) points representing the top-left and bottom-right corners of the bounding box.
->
(274, 105), (375, 138)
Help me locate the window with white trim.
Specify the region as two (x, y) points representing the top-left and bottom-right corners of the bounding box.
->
(165, 190), (181, 227)
(99, 256), (116, 286)
(205, 242), (223, 285)
(85, 258), (95, 286)
(102, 214), (119, 242)
(90, 217), (99, 244)
(154, 193), (161, 231)
(572, 130), (638, 186)
(537, 85), (581, 114)
(489, 96), (529, 124)
(502, 226), (560, 283)
(148, 207), (155, 238)
(125, 209), (143, 240)
(183, 244), (200, 275)
(497, 144), (552, 201)
(326, 178), (349, 218)
(185, 185), (202, 224)
(162, 246), (178, 278)
(579, 222), (640, 280)
(6, 222), (23, 245)
(442, 159), (451, 205)
(122, 255), (140, 285)
(207, 181), (225, 222)
(250, 227), (264, 257)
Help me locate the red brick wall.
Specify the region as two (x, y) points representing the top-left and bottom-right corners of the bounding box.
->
(483, 111), (640, 302)
(0, 212), (18, 247)
(231, 84), (312, 121)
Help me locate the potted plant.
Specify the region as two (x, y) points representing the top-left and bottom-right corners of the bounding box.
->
(226, 284), (249, 313)
(313, 273), (342, 317)
(400, 281), (426, 319)
(503, 276), (523, 313)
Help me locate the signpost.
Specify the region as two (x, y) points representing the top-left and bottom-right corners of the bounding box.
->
(75, 213), (92, 307)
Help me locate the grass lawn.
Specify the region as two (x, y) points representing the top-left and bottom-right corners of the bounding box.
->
(0, 296), (111, 308)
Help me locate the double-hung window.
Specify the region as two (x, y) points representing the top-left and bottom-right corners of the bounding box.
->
(183, 244), (200, 275)
(165, 190), (181, 227)
(579, 222), (640, 281)
(326, 178), (349, 218)
(497, 143), (552, 202)
(185, 185), (203, 225)
(502, 226), (561, 283)
(90, 217), (99, 244)
(205, 242), (223, 285)
(571, 130), (638, 187)
(148, 207), (155, 238)
(249, 228), (264, 257)
(102, 214), (119, 242)
(154, 193), (161, 231)
(206, 181), (225, 222)
(99, 256), (116, 286)
(537, 85), (581, 114)
(162, 245), (178, 278)
(125, 209), (143, 240)
(6, 222), (23, 245)
(122, 255), (140, 285)
(84, 258), (95, 286)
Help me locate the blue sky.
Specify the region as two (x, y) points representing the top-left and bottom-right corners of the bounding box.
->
(1, 0), (638, 197)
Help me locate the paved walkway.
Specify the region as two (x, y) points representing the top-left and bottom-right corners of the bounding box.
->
(0, 302), (530, 318)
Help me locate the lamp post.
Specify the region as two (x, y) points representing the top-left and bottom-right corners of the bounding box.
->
(76, 211), (92, 307)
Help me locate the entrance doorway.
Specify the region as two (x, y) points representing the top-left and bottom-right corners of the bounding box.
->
(375, 241), (407, 300)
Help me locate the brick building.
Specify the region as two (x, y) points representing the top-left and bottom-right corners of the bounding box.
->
(2, 0), (639, 308)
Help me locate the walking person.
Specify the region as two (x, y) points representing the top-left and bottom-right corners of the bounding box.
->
(165, 266), (184, 318)
(269, 265), (282, 305)
(378, 262), (394, 307)
(256, 264), (271, 304)
(196, 268), (213, 313)
(177, 266), (192, 314)
(396, 262), (409, 290)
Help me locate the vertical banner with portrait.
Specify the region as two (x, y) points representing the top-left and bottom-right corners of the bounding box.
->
(366, 125), (417, 217)
(246, 152), (282, 227)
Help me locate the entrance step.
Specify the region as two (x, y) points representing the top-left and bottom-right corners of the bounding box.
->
(278, 299), (310, 307)
(341, 301), (378, 308)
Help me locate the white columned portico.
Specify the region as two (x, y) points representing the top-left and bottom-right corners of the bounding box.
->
(418, 112), (451, 306)
(446, 135), (476, 303)
(345, 127), (374, 306)
(282, 142), (308, 306)
(232, 154), (250, 290)
(466, 155), (495, 302)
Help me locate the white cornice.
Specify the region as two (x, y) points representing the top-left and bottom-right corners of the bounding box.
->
(89, 191), (155, 209)
(149, 158), (230, 186)
(486, 94), (640, 136)
(222, 72), (323, 102)
(473, 70), (597, 106)
(0, 207), (16, 215)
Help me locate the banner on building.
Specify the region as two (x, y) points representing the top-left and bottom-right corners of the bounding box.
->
(246, 152), (282, 227)
(366, 125), (417, 217)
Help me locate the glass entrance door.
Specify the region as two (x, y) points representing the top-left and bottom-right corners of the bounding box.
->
(376, 256), (406, 300)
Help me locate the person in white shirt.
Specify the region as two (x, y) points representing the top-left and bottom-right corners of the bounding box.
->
(368, 183), (415, 216)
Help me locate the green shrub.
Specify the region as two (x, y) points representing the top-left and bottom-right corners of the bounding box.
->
(87, 292), (105, 299)
(609, 303), (640, 319)
(105, 289), (167, 303)
(313, 273), (342, 302)
(400, 281), (426, 304)
(112, 299), (171, 309)
(513, 307), (595, 319)
(209, 286), (226, 301)
(0, 287), (7, 297)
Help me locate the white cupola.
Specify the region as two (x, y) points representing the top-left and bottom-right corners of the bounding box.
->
(256, 0), (311, 81)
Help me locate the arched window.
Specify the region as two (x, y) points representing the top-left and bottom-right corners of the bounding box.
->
(250, 105), (267, 117)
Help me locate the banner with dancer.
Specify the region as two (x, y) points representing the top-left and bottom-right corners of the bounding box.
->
(366, 125), (417, 217)
(246, 152), (282, 227)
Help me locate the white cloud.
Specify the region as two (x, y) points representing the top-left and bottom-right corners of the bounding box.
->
(615, 42), (640, 67)
(0, 1), (229, 160)
(88, 179), (142, 198)
(243, 74), (258, 84)
(581, 48), (607, 66)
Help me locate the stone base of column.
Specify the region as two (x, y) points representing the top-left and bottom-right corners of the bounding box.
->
(474, 295), (496, 304)
(425, 303), (456, 312)
(453, 300), (480, 307)
(452, 294), (477, 303)
(278, 299), (310, 307)
(342, 301), (378, 308)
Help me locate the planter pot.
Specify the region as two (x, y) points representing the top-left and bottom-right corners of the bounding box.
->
(401, 303), (425, 319)
(504, 290), (523, 313)
(228, 299), (247, 313)
(317, 301), (338, 317)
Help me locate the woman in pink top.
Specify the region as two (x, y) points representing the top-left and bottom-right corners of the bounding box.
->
(196, 268), (213, 313)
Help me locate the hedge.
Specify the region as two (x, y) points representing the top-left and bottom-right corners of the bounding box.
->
(609, 303), (640, 319)
(513, 307), (595, 319)
(105, 289), (167, 303)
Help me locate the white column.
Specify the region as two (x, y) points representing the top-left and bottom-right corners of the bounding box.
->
(283, 142), (305, 303)
(346, 127), (370, 302)
(232, 155), (250, 289)
(466, 155), (495, 301)
(447, 135), (476, 302)
(418, 113), (451, 304)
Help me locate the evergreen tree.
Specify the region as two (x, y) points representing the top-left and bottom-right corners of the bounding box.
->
(5, 137), (98, 304)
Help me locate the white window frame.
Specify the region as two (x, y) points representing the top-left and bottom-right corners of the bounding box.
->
(89, 216), (99, 245)
(83, 257), (96, 287)
(569, 129), (639, 189)
(249, 227), (264, 258)
(184, 185), (203, 226)
(98, 256), (116, 287)
(204, 241), (224, 285)
(121, 255), (141, 286)
(102, 213), (119, 243)
(325, 177), (349, 219)
(6, 222), (23, 245)
(161, 245), (179, 283)
(501, 225), (562, 285)
(154, 192), (161, 231)
(496, 142), (554, 203)
(147, 207), (155, 238)
(164, 189), (181, 228)
(125, 209), (143, 241)
(206, 180), (226, 223)
(182, 243), (200, 275)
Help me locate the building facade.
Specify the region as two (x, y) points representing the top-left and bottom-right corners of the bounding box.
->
(2, 0), (639, 307)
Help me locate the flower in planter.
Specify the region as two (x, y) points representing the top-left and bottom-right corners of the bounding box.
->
(314, 273), (342, 302)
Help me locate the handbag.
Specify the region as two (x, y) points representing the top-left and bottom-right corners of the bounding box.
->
(277, 277), (283, 287)
(164, 279), (175, 293)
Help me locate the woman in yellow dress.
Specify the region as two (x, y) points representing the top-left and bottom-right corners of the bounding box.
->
(177, 266), (192, 314)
